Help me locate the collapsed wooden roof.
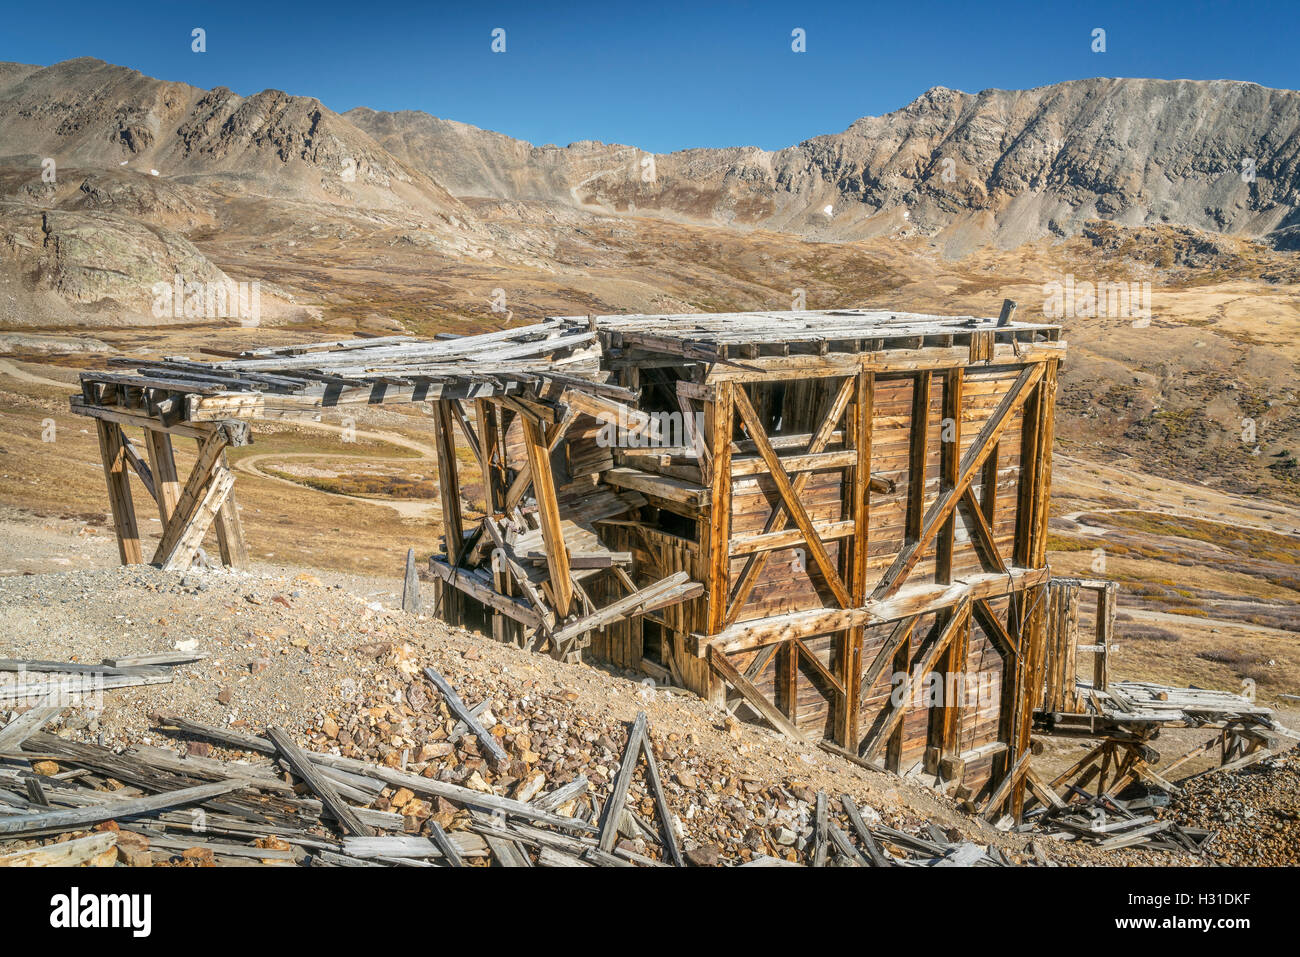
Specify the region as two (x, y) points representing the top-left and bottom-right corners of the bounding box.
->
(72, 308), (1063, 428)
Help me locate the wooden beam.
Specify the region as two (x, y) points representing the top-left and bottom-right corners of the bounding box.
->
(477, 399), (505, 512)
(1030, 361), (1059, 568)
(981, 748), (1030, 821)
(423, 667), (510, 768)
(936, 368), (963, 585)
(861, 617), (917, 694)
(199, 438), (249, 569)
(480, 517), (555, 636)
(961, 487), (1007, 573)
(0, 780), (243, 837)
(696, 565), (1051, 657)
(840, 369), (873, 747)
(95, 420), (143, 564)
(521, 415), (572, 618)
(705, 382), (734, 634)
(71, 397), (211, 440)
(905, 371), (931, 544)
(637, 715), (683, 867)
(160, 469), (235, 571)
(599, 712), (648, 853)
(677, 382), (711, 481)
(212, 482), (249, 569)
(267, 725), (373, 836)
(428, 557), (544, 628)
(120, 432), (156, 500)
(549, 572), (699, 651)
(433, 400), (466, 567)
(0, 831), (117, 867)
(143, 429), (181, 525)
(795, 637), (846, 697)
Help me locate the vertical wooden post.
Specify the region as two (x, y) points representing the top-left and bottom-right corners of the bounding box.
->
(433, 400), (465, 566)
(212, 485), (249, 569)
(521, 415), (571, 619)
(936, 368), (963, 584)
(143, 429), (181, 525)
(837, 369), (873, 747)
(1013, 367), (1042, 569)
(477, 399), (503, 513)
(1094, 582), (1115, 692)
(1030, 360), (1059, 569)
(200, 439), (248, 569)
(705, 381), (733, 635)
(905, 371), (931, 545)
(95, 420), (143, 565)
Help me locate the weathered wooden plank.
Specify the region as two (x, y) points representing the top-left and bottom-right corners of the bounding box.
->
(599, 712), (648, 854)
(0, 693), (65, 751)
(709, 648), (810, 744)
(266, 726), (373, 837)
(0, 831), (117, 867)
(422, 667), (509, 768)
(521, 415), (572, 617)
(0, 780), (243, 836)
(95, 420), (143, 565)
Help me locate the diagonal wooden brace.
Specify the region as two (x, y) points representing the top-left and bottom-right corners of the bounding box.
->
(151, 423), (242, 568)
(732, 384), (853, 609)
(725, 375), (856, 626)
(861, 596), (971, 759)
(871, 364), (1044, 602)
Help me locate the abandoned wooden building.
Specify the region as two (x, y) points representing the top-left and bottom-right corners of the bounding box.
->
(73, 306), (1131, 819)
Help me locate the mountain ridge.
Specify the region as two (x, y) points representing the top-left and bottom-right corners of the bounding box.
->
(4, 59), (1299, 255)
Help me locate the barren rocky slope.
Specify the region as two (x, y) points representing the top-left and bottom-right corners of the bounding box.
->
(350, 77), (1300, 252)
(0, 58), (474, 221)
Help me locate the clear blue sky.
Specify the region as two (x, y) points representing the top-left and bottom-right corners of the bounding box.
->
(2, 0), (1297, 152)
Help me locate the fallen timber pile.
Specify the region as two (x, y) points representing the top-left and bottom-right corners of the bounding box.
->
(0, 653), (199, 714)
(1, 662), (1027, 868)
(0, 731), (1017, 868)
(1026, 791), (1216, 854)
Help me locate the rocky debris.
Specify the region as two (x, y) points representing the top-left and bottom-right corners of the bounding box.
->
(0, 699), (1022, 868)
(1164, 746), (1300, 865)
(0, 563), (1214, 868)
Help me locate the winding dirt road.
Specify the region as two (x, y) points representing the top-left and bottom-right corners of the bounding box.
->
(232, 420), (445, 520)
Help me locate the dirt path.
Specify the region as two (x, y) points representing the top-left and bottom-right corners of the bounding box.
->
(0, 357), (73, 388)
(1055, 454), (1300, 535)
(1121, 607), (1297, 639)
(233, 420), (444, 520)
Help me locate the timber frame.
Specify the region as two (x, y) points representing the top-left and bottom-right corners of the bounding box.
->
(74, 307), (1087, 816)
